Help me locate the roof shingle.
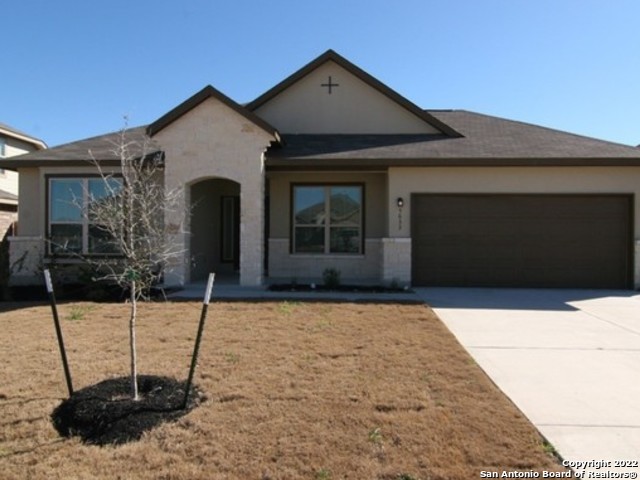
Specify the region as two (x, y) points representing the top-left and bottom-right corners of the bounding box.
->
(0, 126), (156, 168)
(264, 110), (640, 168)
(3, 111), (639, 170)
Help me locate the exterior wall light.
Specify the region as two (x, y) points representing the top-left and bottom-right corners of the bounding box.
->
(396, 197), (404, 230)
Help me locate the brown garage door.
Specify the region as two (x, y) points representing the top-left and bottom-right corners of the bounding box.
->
(411, 194), (632, 288)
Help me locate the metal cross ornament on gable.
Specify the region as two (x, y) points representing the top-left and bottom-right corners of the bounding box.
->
(321, 76), (339, 94)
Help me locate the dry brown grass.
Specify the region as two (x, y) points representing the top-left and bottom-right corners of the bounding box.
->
(0, 300), (568, 479)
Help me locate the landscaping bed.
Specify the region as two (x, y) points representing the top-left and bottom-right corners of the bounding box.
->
(51, 375), (202, 446)
(268, 283), (411, 294)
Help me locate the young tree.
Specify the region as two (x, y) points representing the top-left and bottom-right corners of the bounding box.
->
(76, 125), (185, 400)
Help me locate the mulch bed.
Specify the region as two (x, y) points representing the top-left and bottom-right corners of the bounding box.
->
(268, 283), (411, 293)
(51, 375), (203, 446)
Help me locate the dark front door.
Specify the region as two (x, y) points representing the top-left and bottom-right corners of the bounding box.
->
(221, 196), (240, 270)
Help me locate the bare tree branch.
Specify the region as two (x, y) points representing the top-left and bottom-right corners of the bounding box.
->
(49, 122), (188, 399)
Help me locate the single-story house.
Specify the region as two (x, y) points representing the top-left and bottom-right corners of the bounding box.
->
(3, 50), (640, 289)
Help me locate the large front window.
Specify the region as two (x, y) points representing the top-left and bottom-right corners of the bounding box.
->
(292, 185), (363, 254)
(48, 177), (122, 255)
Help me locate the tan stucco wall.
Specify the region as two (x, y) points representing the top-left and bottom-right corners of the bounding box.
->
(388, 166), (640, 237)
(16, 168), (41, 236)
(254, 61), (439, 134)
(387, 166), (640, 286)
(153, 96), (275, 286)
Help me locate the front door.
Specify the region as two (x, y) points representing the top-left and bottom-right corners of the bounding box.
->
(221, 196), (240, 270)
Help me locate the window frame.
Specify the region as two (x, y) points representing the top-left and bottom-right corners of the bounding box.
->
(46, 175), (123, 257)
(290, 183), (365, 255)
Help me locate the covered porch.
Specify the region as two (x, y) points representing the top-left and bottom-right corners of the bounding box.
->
(189, 178), (241, 283)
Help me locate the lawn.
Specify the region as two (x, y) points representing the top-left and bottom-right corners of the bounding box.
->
(0, 300), (568, 479)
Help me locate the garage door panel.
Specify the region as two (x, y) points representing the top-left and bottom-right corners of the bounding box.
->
(411, 194), (632, 288)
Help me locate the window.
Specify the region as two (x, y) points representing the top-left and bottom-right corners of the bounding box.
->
(48, 177), (122, 255)
(292, 185), (363, 254)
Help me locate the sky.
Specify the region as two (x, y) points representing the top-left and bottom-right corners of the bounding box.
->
(2, 0), (639, 148)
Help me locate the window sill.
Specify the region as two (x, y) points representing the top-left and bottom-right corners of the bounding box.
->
(290, 253), (365, 259)
(44, 254), (124, 261)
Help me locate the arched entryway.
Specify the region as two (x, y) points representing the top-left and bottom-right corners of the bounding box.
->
(190, 178), (240, 282)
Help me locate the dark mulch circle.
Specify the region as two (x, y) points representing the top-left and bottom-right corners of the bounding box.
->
(51, 375), (203, 446)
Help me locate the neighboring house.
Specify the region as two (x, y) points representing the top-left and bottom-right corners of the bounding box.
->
(0, 123), (46, 236)
(3, 50), (640, 289)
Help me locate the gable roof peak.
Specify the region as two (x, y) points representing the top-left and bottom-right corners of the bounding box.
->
(247, 49), (463, 138)
(147, 84), (280, 141)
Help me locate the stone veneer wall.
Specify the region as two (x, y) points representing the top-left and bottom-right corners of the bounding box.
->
(268, 238), (382, 284)
(152, 97), (275, 287)
(381, 237), (411, 285)
(8, 236), (43, 285)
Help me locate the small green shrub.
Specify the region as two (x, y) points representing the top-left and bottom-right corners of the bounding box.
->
(66, 304), (95, 322)
(279, 301), (300, 315)
(396, 474), (418, 480)
(315, 468), (331, 480)
(542, 439), (558, 456)
(368, 427), (383, 445)
(224, 352), (240, 364)
(322, 268), (341, 289)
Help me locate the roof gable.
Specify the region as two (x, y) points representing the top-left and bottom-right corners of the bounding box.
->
(0, 122), (47, 149)
(247, 50), (461, 137)
(147, 85), (280, 141)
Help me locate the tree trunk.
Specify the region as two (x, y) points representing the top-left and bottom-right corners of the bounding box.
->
(129, 279), (139, 400)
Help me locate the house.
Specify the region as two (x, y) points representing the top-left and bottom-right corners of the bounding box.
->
(3, 50), (640, 290)
(0, 123), (46, 237)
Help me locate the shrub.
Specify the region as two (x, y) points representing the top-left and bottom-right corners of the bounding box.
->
(322, 268), (341, 289)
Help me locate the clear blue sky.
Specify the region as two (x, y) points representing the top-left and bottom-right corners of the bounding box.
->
(3, 0), (639, 147)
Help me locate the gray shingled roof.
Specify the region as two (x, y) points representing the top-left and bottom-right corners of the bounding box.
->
(0, 126), (157, 168)
(2, 111), (639, 169)
(265, 110), (640, 168)
(430, 110), (640, 159)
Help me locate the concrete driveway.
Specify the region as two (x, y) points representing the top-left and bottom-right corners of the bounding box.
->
(415, 288), (640, 475)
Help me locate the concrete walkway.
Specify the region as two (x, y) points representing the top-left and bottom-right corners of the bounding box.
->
(415, 288), (640, 475)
